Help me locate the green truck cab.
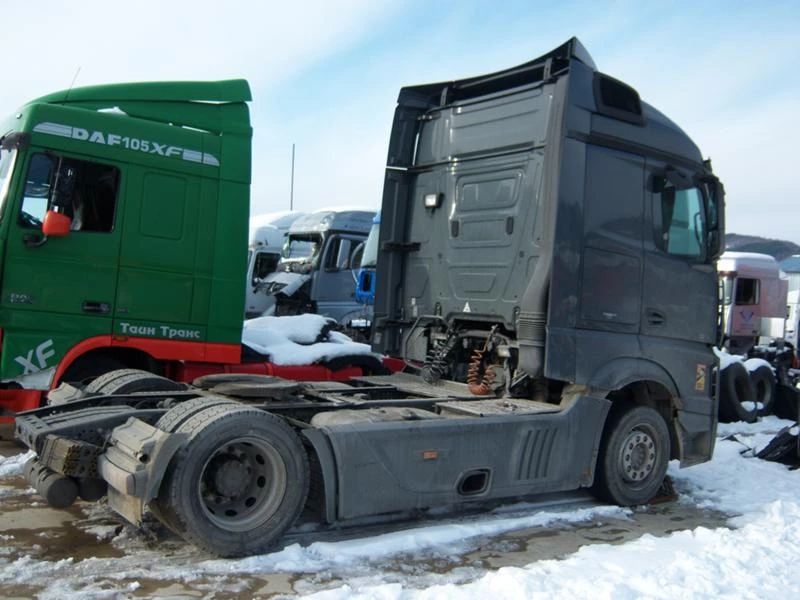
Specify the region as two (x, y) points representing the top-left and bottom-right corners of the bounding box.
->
(0, 80), (370, 424)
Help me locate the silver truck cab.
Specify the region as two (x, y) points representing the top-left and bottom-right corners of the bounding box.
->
(260, 208), (376, 326)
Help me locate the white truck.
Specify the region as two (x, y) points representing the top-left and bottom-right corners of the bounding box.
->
(245, 212), (307, 318)
(718, 251), (789, 354)
(716, 251), (798, 421)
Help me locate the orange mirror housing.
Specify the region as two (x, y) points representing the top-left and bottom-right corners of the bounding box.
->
(42, 210), (71, 237)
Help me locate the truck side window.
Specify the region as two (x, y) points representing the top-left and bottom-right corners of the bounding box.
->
(658, 185), (705, 259)
(252, 251), (280, 284)
(735, 278), (759, 305)
(18, 153), (119, 232)
(324, 237), (354, 271)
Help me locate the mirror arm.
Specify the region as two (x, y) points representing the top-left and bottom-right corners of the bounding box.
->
(23, 233), (48, 248)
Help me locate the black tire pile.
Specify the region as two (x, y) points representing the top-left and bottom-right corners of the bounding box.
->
(718, 360), (799, 422)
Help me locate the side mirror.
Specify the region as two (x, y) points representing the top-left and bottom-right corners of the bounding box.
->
(42, 210), (71, 237)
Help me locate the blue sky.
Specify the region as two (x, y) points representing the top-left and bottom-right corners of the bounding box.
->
(2, 1), (798, 243)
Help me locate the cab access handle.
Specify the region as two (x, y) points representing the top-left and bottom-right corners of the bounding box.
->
(646, 309), (666, 326)
(82, 301), (111, 314)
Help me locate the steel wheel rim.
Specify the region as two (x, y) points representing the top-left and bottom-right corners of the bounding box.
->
(197, 436), (287, 532)
(618, 425), (658, 485)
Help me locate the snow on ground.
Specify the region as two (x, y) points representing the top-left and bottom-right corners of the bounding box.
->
(0, 418), (798, 598)
(242, 314), (380, 365)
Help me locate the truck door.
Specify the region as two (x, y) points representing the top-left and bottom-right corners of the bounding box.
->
(641, 162), (718, 346)
(315, 234), (363, 323)
(0, 151), (122, 381)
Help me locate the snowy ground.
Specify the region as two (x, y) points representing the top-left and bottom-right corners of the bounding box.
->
(0, 417), (798, 599)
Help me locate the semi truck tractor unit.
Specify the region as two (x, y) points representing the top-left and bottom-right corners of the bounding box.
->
(0, 81), (383, 433)
(15, 37), (724, 557)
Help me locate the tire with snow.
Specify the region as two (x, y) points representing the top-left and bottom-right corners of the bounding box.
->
(151, 405), (309, 557)
(718, 362), (757, 423)
(84, 368), (186, 395)
(748, 364), (776, 416)
(591, 403), (670, 506)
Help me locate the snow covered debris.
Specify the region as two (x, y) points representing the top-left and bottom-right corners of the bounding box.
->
(0, 450), (33, 478)
(242, 314), (380, 365)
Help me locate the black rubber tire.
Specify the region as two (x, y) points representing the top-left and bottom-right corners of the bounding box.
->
(150, 405), (309, 557)
(149, 396), (243, 529)
(84, 369), (185, 395)
(718, 362), (757, 423)
(749, 365), (776, 416)
(155, 395), (241, 434)
(591, 404), (670, 506)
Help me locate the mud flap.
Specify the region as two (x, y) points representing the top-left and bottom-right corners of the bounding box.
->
(97, 417), (186, 525)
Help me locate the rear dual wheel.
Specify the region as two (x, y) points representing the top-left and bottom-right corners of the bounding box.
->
(150, 405), (309, 557)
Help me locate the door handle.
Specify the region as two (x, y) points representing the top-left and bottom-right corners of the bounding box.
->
(82, 301), (111, 314)
(646, 309), (666, 326)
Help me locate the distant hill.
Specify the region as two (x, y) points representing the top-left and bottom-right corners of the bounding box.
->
(725, 233), (800, 262)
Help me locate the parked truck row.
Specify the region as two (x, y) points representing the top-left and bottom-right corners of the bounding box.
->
(10, 37), (725, 557)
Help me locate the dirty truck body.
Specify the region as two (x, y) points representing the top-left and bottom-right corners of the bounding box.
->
(15, 38), (724, 557)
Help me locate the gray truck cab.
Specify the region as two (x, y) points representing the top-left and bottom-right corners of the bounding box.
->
(260, 208), (375, 325)
(374, 37), (724, 467)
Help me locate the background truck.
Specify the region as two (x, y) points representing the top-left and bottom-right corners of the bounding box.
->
(259, 208), (375, 326)
(0, 81), (383, 433)
(718, 251), (789, 354)
(15, 37), (724, 558)
(245, 211), (307, 318)
(354, 211), (380, 306)
(715, 251), (799, 422)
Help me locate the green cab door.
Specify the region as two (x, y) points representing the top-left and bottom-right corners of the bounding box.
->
(0, 150), (122, 382)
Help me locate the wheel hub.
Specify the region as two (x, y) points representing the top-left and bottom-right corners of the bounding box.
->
(198, 437), (287, 532)
(620, 429), (656, 483)
(210, 456), (250, 498)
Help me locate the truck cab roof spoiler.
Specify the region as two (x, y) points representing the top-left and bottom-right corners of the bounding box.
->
(398, 37), (594, 108)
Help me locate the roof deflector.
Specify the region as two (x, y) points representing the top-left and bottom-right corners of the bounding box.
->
(399, 37), (596, 108)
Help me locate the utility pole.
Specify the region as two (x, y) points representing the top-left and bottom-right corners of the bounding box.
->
(290, 143), (295, 210)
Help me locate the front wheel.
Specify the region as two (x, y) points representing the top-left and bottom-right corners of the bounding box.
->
(592, 404), (670, 506)
(151, 406), (309, 557)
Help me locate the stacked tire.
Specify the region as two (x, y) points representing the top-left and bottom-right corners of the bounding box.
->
(717, 360), (776, 423)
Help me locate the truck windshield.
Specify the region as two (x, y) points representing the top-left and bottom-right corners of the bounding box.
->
(0, 148), (18, 221)
(283, 235), (322, 260)
(361, 221), (380, 268)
